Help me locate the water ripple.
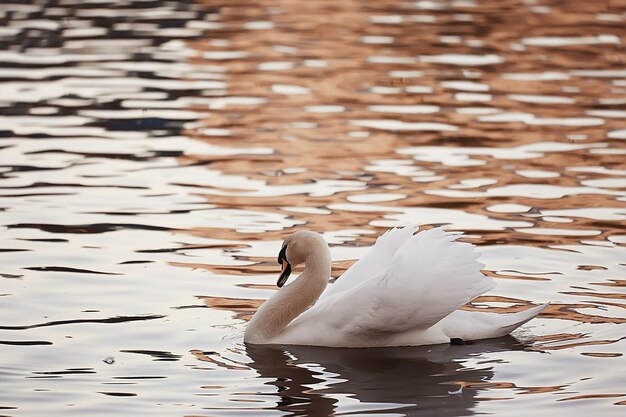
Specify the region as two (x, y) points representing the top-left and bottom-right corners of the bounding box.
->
(1, 0), (625, 416)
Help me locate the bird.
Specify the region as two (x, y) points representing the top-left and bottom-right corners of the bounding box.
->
(244, 225), (548, 347)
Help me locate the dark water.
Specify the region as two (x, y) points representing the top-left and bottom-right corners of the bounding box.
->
(1, 0), (625, 416)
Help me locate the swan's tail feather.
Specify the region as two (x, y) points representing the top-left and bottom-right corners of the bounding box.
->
(493, 303), (550, 336)
(442, 303), (549, 341)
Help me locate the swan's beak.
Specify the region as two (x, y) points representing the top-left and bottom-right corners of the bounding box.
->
(277, 244), (291, 287)
(277, 259), (292, 287)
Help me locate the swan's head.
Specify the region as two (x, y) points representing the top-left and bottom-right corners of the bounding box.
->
(276, 230), (327, 287)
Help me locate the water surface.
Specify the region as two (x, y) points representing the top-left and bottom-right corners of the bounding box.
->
(1, 0), (625, 416)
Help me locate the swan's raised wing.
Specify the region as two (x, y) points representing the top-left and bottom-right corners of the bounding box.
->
(289, 228), (494, 340)
(319, 225), (418, 300)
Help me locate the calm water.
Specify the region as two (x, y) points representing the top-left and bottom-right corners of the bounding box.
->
(1, 0), (625, 416)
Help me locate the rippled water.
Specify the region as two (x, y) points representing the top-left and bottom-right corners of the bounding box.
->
(1, 0), (625, 416)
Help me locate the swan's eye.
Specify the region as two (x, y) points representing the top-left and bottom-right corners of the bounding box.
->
(277, 245), (288, 264)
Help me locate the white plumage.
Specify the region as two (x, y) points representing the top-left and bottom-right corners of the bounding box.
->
(244, 226), (548, 347)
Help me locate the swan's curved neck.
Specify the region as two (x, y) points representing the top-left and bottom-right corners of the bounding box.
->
(245, 243), (331, 343)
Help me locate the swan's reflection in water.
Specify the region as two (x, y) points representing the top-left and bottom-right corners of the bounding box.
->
(244, 337), (526, 416)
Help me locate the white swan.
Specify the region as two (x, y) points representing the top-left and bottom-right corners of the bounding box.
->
(244, 226), (548, 347)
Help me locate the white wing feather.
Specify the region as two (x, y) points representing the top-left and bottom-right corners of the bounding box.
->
(319, 225), (418, 300)
(290, 227), (494, 339)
